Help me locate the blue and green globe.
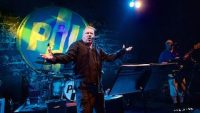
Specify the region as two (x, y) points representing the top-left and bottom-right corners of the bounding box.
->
(17, 7), (87, 72)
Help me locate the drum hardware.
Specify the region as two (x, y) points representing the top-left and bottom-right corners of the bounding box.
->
(52, 72), (65, 78)
(52, 75), (64, 78)
(36, 70), (76, 101)
(36, 69), (55, 76)
(34, 57), (76, 102)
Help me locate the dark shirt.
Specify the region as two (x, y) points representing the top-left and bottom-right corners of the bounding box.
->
(51, 40), (125, 84)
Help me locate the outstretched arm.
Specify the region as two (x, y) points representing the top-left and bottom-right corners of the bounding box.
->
(41, 42), (78, 64)
(101, 45), (133, 61)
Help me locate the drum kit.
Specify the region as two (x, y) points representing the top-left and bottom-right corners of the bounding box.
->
(34, 59), (76, 102)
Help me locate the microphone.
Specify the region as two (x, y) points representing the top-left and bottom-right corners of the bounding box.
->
(47, 43), (52, 54)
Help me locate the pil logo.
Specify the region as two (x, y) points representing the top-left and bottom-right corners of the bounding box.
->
(17, 7), (87, 72)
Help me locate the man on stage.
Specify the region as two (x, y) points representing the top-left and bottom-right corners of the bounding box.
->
(41, 26), (133, 113)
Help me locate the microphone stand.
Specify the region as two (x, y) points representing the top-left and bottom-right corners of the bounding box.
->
(92, 38), (102, 93)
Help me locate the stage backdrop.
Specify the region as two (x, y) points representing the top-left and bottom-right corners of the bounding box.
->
(17, 7), (87, 72)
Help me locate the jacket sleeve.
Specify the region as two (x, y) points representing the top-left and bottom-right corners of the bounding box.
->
(100, 48), (126, 61)
(50, 42), (78, 64)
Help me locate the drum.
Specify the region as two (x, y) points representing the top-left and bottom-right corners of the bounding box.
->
(52, 79), (65, 96)
(63, 80), (76, 101)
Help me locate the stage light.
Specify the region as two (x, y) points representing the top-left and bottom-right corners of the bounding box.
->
(129, 1), (135, 7)
(129, 0), (143, 10)
(135, 1), (142, 9)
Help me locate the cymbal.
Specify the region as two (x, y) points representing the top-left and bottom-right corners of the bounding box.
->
(36, 69), (56, 75)
(35, 61), (51, 65)
(52, 75), (64, 78)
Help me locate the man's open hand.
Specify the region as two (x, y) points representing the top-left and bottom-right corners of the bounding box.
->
(123, 44), (133, 52)
(41, 53), (54, 60)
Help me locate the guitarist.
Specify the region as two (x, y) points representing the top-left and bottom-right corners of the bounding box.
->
(183, 42), (200, 96)
(184, 42), (200, 64)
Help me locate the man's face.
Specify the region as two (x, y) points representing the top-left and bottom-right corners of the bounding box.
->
(82, 27), (95, 44)
(165, 40), (174, 50)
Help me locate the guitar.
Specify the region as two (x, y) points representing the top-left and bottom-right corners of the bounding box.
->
(184, 42), (200, 63)
(168, 42), (200, 79)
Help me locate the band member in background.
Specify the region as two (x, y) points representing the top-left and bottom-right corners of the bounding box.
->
(184, 42), (200, 64)
(183, 41), (200, 97)
(41, 26), (133, 113)
(159, 39), (186, 109)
